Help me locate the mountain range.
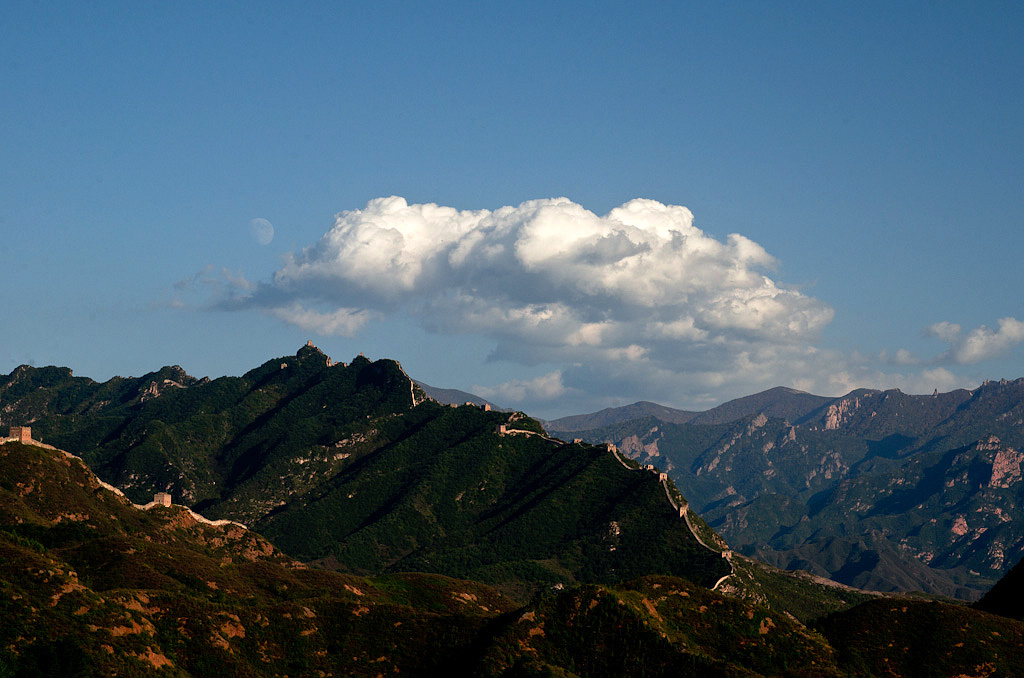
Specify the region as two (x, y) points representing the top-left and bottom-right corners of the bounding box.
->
(2, 345), (1024, 675)
(543, 386), (834, 431)
(548, 381), (1024, 599)
(9, 435), (1023, 676)
(0, 344), (731, 599)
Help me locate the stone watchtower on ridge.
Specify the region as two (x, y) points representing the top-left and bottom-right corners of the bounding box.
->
(9, 427), (32, 443)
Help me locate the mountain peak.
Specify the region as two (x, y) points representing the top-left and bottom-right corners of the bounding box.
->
(296, 340), (335, 366)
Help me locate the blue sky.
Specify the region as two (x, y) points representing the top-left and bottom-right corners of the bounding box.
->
(2, 1), (1022, 417)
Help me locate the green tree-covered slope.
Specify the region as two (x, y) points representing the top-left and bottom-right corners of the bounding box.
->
(0, 439), (516, 677)
(0, 345), (729, 596)
(5, 438), (1022, 677)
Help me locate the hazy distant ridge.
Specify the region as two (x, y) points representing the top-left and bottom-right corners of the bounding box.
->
(546, 386), (833, 432)
(545, 400), (699, 431)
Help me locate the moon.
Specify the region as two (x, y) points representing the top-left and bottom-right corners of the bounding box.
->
(249, 218), (274, 246)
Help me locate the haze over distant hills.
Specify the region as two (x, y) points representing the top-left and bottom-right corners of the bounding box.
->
(544, 386), (836, 432)
(543, 401), (700, 431)
(413, 380), (502, 410)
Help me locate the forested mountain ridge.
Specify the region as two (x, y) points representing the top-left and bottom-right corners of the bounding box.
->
(3, 436), (1024, 677)
(0, 345), (731, 597)
(7, 351), (1023, 600)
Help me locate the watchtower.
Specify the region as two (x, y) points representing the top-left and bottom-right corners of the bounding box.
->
(153, 492), (172, 507)
(9, 427), (31, 443)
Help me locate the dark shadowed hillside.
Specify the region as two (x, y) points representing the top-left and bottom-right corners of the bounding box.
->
(1, 345), (730, 597)
(975, 556), (1024, 621)
(5, 436), (1023, 677)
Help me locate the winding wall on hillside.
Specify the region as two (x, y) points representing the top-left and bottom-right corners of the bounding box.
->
(607, 443), (736, 590)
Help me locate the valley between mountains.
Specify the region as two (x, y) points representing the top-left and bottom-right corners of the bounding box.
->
(2, 344), (1023, 676)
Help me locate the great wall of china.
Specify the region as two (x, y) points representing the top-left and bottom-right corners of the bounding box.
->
(7, 403), (736, 590)
(1, 426), (246, 530)
(605, 440), (736, 591)
(489, 410), (737, 592)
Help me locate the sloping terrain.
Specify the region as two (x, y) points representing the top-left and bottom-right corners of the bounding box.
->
(0, 345), (729, 596)
(0, 439), (515, 677)
(8, 349), (1024, 599)
(567, 380), (1024, 599)
(5, 438), (1023, 676)
(815, 598), (1024, 677)
(252, 414), (732, 597)
(414, 380), (501, 409)
(975, 556), (1024, 621)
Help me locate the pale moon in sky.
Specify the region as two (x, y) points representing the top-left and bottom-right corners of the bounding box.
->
(249, 218), (274, 246)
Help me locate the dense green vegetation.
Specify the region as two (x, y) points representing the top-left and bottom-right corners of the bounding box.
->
(473, 576), (841, 677)
(5, 348), (1024, 674)
(0, 346), (728, 597)
(815, 598), (1024, 677)
(0, 441), (515, 677)
(3, 410), (1024, 675)
(259, 419), (729, 596)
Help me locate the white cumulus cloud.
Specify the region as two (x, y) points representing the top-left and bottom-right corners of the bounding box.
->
(231, 195), (846, 409)
(268, 304), (372, 337)
(924, 321), (962, 344)
(269, 196), (833, 343)
(924, 317), (1024, 365)
(185, 195), (1024, 412)
(474, 371), (569, 404)
(954, 318), (1024, 364)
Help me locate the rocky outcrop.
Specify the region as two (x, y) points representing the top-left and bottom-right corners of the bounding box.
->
(823, 396), (862, 430)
